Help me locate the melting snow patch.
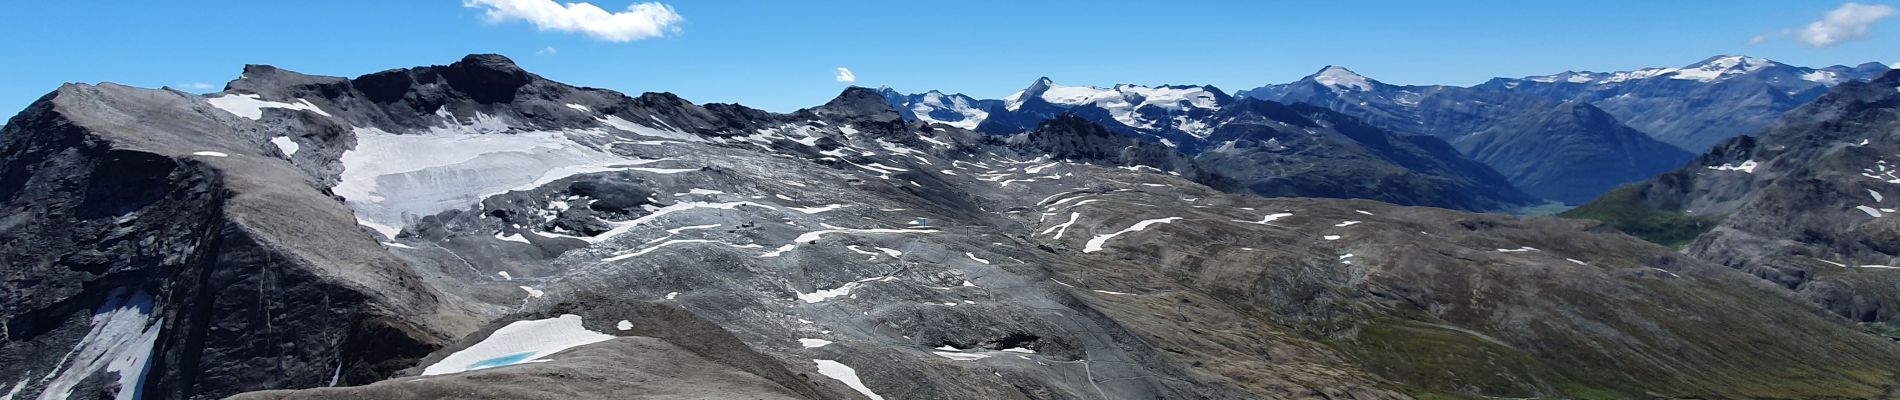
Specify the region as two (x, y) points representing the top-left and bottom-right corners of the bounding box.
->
(271, 136), (300, 156)
(421, 315), (614, 376)
(1355, 210), (1374, 215)
(798, 276), (897, 303)
(1497, 246), (1538, 253)
(1859, 205), (1884, 218)
(205, 93), (332, 120)
(666, 224), (722, 234)
(599, 115), (704, 142)
(1860, 265), (1900, 269)
(1872, 189), (1885, 203)
(604, 239), (763, 262)
(337, 128), (680, 235)
(39, 289), (161, 400)
(616, 320), (633, 331)
(1092, 289), (1134, 295)
(799, 338), (833, 348)
(1323, 235), (1342, 241)
(564, 104), (591, 112)
(1706, 160), (1759, 173)
(1234, 212), (1293, 225)
(1566, 258), (1588, 266)
(576, 202), (766, 244)
(496, 232), (530, 244)
(665, 292), (680, 300)
(813, 360), (884, 400)
(791, 204), (849, 214)
(1335, 221), (1361, 227)
(758, 244), (797, 258)
(191, 151), (228, 157)
(965, 252), (992, 264)
(1084, 217), (1182, 253)
(934, 351), (990, 361)
(764, 227), (938, 257)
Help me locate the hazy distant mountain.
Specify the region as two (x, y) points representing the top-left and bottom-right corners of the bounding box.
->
(884, 79), (1540, 210)
(1240, 66), (1692, 204)
(1477, 55), (1891, 151)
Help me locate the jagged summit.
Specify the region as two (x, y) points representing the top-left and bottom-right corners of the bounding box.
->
(800, 86), (906, 129)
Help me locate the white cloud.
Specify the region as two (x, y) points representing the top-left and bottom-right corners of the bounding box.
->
(835, 67), (856, 84)
(464, 0), (683, 42)
(536, 46), (558, 55)
(1796, 2), (1895, 47)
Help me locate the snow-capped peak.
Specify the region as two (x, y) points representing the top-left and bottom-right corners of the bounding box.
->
(885, 88), (991, 130)
(1668, 55), (1778, 82)
(1525, 71), (1604, 84)
(1309, 66), (1374, 91)
(1001, 78), (1226, 136)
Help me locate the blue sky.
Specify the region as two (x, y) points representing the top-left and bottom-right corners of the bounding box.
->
(1, 1), (1895, 114)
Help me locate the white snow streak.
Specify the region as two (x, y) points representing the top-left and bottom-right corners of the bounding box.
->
(1083, 217), (1182, 253)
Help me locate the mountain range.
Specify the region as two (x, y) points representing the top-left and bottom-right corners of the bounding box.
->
(3, 54), (1900, 400)
(1478, 55), (1893, 152)
(883, 56), (1888, 206)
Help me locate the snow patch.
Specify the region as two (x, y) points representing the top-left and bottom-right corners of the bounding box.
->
(791, 204), (849, 214)
(421, 315), (614, 376)
(39, 289), (161, 400)
(798, 276), (897, 303)
(1706, 160), (1759, 173)
(1234, 212), (1293, 225)
(270, 136), (300, 156)
(1083, 217), (1182, 253)
(205, 93), (332, 120)
(813, 360), (884, 400)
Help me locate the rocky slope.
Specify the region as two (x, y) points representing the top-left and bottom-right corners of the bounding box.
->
(3, 54), (1899, 400)
(1241, 66), (1693, 204)
(1478, 55), (1890, 152)
(1567, 68), (1900, 330)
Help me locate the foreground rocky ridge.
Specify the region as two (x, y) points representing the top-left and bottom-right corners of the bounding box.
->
(2, 55), (1897, 399)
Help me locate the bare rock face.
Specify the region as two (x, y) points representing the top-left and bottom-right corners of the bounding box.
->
(0, 83), (473, 399)
(5, 55), (1900, 400)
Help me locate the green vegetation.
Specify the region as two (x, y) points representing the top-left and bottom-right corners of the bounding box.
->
(1558, 185), (1720, 248)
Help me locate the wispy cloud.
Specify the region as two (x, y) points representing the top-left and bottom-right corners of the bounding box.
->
(175, 82), (217, 92)
(834, 67), (856, 84)
(536, 46), (558, 55)
(464, 0), (683, 42)
(1753, 2), (1896, 47)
